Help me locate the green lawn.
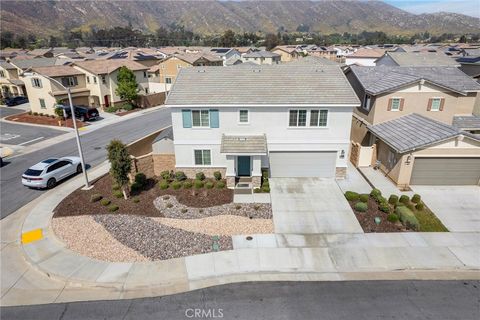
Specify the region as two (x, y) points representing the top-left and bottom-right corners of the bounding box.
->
(414, 207), (448, 232)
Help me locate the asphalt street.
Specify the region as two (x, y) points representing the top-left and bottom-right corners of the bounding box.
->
(0, 107), (26, 118)
(0, 121), (65, 146)
(0, 107), (171, 218)
(1, 280), (479, 320)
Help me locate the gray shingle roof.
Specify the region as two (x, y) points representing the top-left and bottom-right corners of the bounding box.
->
(220, 134), (267, 154)
(350, 65), (480, 96)
(368, 113), (473, 153)
(167, 65), (360, 105)
(243, 51), (280, 58)
(452, 115), (480, 130)
(386, 52), (460, 67)
(9, 58), (58, 70)
(153, 126), (174, 143)
(286, 56), (343, 66)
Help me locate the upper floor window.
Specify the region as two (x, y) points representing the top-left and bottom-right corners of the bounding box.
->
(86, 76), (90, 84)
(192, 110), (210, 127)
(31, 78), (42, 88)
(61, 76), (78, 87)
(143, 71), (147, 78)
(429, 98), (443, 111)
(363, 94), (372, 111)
(389, 97), (403, 111)
(165, 77), (172, 84)
(239, 110), (249, 123)
(310, 110), (328, 127)
(289, 110), (307, 127)
(93, 76), (97, 84)
(0, 70), (5, 78)
(101, 75), (106, 84)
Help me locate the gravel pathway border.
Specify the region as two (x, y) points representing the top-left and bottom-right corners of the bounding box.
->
(154, 195), (272, 219)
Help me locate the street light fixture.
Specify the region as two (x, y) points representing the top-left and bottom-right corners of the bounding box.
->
(20, 69), (91, 189)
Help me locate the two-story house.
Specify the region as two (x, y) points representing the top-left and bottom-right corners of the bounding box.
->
(0, 61), (26, 98)
(376, 52), (460, 67)
(271, 46), (300, 62)
(165, 65), (360, 188)
(23, 65), (89, 115)
(73, 60), (150, 108)
(346, 65), (480, 187)
(241, 51), (281, 65)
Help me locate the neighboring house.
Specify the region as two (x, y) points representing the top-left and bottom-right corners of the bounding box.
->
(73, 60), (150, 108)
(345, 48), (385, 66)
(376, 52), (460, 67)
(456, 56), (480, 82)
(27, 48), (54, 58)
(156, 53), (223, 91)
(367, 113), (480, 187)
(306, 46), (338, 61)
(271, 46), (300, 62)
(287, 56), (343, 66)
(152, 126), (175, 175)
(165, 65), (360, 188)
(209, 48), (241, 66)
(0, 61), (26, 98)
(345, 65), (480, 144)
(241, 51), (281, 65)
(22, 65), (89, 115)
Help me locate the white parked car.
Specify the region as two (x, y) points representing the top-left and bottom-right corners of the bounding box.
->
(22, 157), (83, 189)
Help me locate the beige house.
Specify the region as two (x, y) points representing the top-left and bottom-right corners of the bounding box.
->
(376, 52), (460, 67)
(242, 51), (281, 65)
(0, 61), (26, 98)
(368, 114), (480, 187)
(271, 46), (300, 62)
(73, 60), (150, 108)
(23, 65), (89, 115)
(346, 65), (480, 144)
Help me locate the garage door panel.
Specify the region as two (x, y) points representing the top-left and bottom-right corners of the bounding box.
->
(270, 151), (336, 178)
(410, 158), (480, 185)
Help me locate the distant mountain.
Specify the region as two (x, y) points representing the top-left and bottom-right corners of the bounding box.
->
(1, 0), (478, 37)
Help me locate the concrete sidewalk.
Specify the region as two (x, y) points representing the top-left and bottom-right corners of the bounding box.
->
(1, 162), (479, 307)
(358, 167), (413, 197)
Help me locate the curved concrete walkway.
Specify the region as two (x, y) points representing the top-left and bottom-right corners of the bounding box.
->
(1, 162), (479, 306)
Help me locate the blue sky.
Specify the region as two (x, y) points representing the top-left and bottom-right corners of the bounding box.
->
(384, 0), (480, 18)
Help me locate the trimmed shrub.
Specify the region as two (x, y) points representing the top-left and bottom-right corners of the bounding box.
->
(171, 181), (182, 190)
(399, 195), (410, 204)
(378, 202), (391, 213)
(359, 194), (369, 203)
(253, 187), (261, 193)
(195, 172), (205, 181)
(415, 202), (425, 211)
(39, 113), (44, 117)
(183, 181), (193, 189)
(90, 194), (102, 202)
(181, 208), (188, 213)
(213, 171), (222, 181)
(344, 191), (359, 201)
(160, 170), (171, 180)
(354, 202), (368, 212)
(395, 201), (406, 207)
(395, 206), (419, 230)
(112, 183), (121, 191)
(108, 204), (119, 212)
(387, 213), (399, 223)
(33, 112), (38, 116)
(100, 199), (111, 206)
(262, 185), (270, 193)
(113, 190), (123, 198)
(133, 197), (140, 203)
(411, 194), (421, 204)
(216, 181), (226, 189)
(134, 173), (147, 186)
(28, 111), (32, 115)
(235, 205), (242, 210)
(158, 180), (169, 190)
(130, 182), (142, 192)
(407, 203), (416, 212)
(388, 194), (399, 205)
(370, 188), (382, 198)
(194, 180), (204, 189)
(175, 171), (187, 181)
(205, 181), (214, 189)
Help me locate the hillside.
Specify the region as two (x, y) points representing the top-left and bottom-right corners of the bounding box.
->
(1, 0), (478, 37)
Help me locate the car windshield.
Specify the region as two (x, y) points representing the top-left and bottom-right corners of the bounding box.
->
(41, 158), (57, 163)
(24, 169), (43, 176)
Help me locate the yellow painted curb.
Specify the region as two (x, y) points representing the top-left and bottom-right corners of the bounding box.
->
(78, 127), (88, 131)
(21, 229), (43, 244)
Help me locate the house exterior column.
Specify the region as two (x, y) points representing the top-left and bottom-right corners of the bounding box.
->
(226, 155), (236, 188)
(252, 155), (262, 188)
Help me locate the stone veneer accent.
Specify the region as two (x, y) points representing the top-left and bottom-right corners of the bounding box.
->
(252, 176), (261, 188)
(226, 176), (235, 188)
(175, 167), (227, 180)
(335, 167), (347, 179)
(152, 154), (176, 176)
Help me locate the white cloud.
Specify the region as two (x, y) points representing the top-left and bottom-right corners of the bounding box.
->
(394, 0), (480, 18)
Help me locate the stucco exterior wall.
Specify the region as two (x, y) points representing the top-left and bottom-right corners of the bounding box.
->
(345, 57), (378, 66)
(23, 74), (57, 115)
(158, 57), (192, 84)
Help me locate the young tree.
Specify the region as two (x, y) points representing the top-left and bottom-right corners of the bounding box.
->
(115, 66), (139, 105)
(264, 33), (279, 50)
(220, 29), (236, 47)
(106, 140), (131, 199)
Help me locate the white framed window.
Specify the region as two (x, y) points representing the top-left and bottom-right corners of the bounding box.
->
(194, 150), (211, 165)
(93, 76), (97, 84)
(310, 110), (328, 127)
(143, 71), (147, 78)
(165, 77), (172, 84)
(390, 98), (401, 111)
(430, 98), (442, 111)
(0, 70), (5, 78)
(39, 98), (46, 109)
(192, 110), (210, 127)
(239, 109), (249, 123)
(289, 109), (307, 127)
(31, 78), (42, 88)
(86, 76), (90, 84)
(61, 76), (78, 87)
(101, 75), (106, 84)
(363, 94), (372, 111)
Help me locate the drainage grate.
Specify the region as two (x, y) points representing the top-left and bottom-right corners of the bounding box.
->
(93, 146), (102, 150)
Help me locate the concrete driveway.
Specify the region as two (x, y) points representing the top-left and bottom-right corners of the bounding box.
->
(270, 178), (363, 234)
(411, 186), (480, 232)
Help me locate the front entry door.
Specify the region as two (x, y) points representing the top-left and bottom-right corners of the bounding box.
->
(237, 156), (251, 176)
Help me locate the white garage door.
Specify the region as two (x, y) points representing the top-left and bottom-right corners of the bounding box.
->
(269, 151), (337, 178)
(410, 157), (480, 185)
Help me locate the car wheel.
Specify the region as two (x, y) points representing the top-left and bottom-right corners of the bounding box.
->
(76, 164), (83, 173)
(47, 178), (56, 189)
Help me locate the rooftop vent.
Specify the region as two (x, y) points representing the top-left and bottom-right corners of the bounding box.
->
(252, 69), (261, 73)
